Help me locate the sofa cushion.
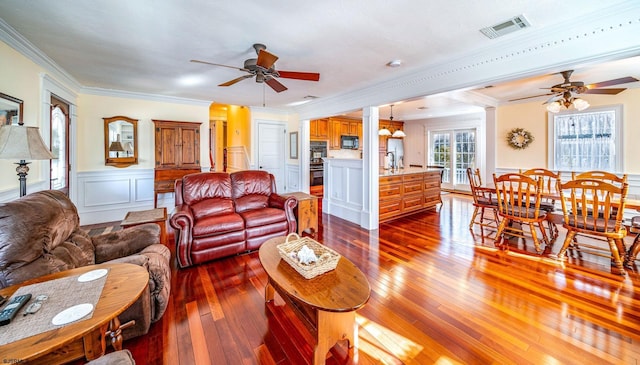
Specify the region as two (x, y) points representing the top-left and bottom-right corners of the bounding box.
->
(231, 170), (273, 213)
(193, 213), (245, 237)
(239, 208), (287, 228)
(182, 172), (233, 207)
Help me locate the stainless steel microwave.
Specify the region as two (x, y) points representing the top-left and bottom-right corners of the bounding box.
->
(340, 135), (359, 149)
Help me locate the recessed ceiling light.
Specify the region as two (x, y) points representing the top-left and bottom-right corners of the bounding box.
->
(387, 60), (402, 68)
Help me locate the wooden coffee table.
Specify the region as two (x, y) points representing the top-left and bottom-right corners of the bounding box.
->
(0, 263), (148, 364)
(259, 236), (370, 365)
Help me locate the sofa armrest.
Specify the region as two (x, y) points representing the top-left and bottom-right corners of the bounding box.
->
(269, 194), (298, 234)
(169, 204), (195, 267)
(93, 224), (160, 263)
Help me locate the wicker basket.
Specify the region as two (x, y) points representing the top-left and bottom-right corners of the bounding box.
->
(277, 233), (341, 279)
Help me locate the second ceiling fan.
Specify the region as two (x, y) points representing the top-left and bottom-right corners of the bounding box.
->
(191, 43), (320, 93)
(509, 70), (639, 104)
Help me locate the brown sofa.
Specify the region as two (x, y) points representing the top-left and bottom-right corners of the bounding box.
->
(0, 190), (171, 340)
(170, 170), (297, 268)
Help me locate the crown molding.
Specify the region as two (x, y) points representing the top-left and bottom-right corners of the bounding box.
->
(80, 87), (212, 107)
(0, 18), (82, 92)
(295, 2), (640, 120)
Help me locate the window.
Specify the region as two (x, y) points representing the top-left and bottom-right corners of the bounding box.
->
(549, 105), (622, 172)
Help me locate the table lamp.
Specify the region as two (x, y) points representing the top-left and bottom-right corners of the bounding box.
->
(109, 134), (125, 158)
(0, 122), (56, 197)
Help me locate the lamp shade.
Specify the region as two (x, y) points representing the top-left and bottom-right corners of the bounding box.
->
(109, 141), (125, 152)
(378, 128), (392, 136)
(392, 129), (406, 138)
(0, 125), (56, 160)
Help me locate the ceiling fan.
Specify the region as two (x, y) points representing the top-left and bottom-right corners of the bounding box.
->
(509, 70), (639, 104)
(190, 43), (320, 93)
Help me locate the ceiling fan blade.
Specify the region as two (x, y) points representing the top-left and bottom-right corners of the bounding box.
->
(219, 75), (254, 87)
(543, 94), (562, 104)
(586, 76), (639, 89)
(265, 77), (287, 93)
(256, 50), (278, 70)
(190, 59), (247, 72)
(508, 93), (554, 102)
(277, 70), (320, 81)
(582, 88), (627, 95)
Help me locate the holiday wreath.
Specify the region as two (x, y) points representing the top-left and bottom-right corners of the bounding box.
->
(506, 128), (534, 150)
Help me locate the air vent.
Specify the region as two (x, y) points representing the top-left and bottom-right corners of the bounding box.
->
(480, 15), (531, 39)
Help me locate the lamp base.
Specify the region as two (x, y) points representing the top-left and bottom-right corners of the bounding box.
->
(15, 160), (30, 197)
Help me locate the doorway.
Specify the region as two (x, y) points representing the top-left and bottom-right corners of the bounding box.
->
(429, 128), (477, 191)
(257, 122), (286, 190)
(50, 95), (70, 195)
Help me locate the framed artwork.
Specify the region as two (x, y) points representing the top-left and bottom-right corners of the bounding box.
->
(289, 131), (298, 159)
(0, 92), (23, 125)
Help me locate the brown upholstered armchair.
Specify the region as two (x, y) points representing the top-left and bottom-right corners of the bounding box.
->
(170, 170), (297, 268)
(0, 190), (171, 340)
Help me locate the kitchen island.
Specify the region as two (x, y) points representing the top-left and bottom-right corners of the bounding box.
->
(379, 167), (442, 222)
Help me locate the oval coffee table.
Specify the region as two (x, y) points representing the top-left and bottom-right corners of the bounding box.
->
(259, 236), (370, 365)
(0, 263), (148, 364)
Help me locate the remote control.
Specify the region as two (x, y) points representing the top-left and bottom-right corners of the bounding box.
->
(0, 294), (32, 326)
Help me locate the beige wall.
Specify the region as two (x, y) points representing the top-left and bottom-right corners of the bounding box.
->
(0, 42), (63, 191)
(77, 94), (209, 171)
(496, 88), (640, 173)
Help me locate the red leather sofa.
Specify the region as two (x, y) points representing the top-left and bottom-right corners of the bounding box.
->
(170, 170), (297, 268)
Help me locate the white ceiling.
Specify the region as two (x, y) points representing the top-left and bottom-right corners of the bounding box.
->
(1, 0), (639, 120)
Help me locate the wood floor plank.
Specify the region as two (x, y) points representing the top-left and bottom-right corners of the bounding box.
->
(100, 193), (640, 364)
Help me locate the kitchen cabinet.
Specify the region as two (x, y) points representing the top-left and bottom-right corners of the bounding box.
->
(310, 118), (329, 140)
(379, 169), (441, 222)
(329, 117), (362, 149)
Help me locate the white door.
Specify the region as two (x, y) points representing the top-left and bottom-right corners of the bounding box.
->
(258, 122), (286, 191)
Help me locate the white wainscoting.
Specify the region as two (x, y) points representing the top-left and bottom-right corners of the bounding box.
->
(323, 158), (364, 224)
(494, 168), (640, 221)
(286, 163), (301, 192)
(76, 169), (155, 225)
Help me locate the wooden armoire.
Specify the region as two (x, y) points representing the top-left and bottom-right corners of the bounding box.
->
(152, 120), (202, 207)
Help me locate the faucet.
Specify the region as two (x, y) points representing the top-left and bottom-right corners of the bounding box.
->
(386, 151), (395, 170)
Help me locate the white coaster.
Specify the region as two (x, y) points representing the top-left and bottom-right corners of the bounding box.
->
(77, 269), (108, 282)
(51, 303), (94, 325)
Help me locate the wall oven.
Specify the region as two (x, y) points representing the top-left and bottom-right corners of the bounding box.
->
(310, 141), (327, 186)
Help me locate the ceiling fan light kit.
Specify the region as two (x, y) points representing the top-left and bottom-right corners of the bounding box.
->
(191, 43), (320, 94)
(510, 69), (637, 113)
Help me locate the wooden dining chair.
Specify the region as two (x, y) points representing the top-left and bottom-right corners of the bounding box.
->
(521, 168), (562, 242)
(493, 173), (549, 253)
(467, 168), (499, 237)
(625, 216), (640, 268)
(555, 178), (628, 274)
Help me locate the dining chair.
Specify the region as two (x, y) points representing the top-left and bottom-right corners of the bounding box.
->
(467, 168), (499, 237)
(521, 168), (562, 243)
(493, 173), (549, 253)
(555, 178), (629, 273)
(624, 216), (640, 268)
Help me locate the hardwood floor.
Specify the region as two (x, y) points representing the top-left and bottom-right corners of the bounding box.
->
(118, 193), (640, 364)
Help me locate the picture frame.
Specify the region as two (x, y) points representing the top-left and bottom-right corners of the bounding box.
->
(289, 131), (298, 159)
(0, 92), (23, 125)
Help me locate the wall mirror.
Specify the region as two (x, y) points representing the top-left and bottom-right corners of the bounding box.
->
(104, 116), (138, 167)
(0, 92), (23, 125)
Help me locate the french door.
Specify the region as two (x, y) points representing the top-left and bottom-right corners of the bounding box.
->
(429, 128), (477, 191)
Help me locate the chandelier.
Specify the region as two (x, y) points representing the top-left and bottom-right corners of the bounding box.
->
(546, 91), (590, 113)
(378, 105), (406, 137)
